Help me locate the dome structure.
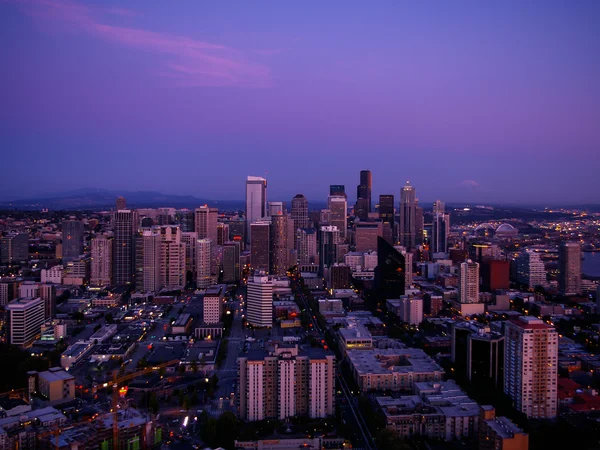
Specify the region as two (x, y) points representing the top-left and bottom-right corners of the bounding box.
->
(495, 223), (518, 237)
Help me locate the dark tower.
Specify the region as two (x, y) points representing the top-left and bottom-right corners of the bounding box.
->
(355, 170), (372, 220)
(375, 237), (406, 298)
(379, 194), (395, 244)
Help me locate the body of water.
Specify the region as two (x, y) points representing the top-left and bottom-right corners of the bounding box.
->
(582, 252), (600, 278)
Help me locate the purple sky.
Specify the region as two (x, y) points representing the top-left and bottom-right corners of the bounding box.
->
(1, 1), (599, 205)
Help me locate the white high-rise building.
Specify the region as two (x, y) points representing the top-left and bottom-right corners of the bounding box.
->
(246, 176), (268, 244)
(159, 226), (186, 289)
(328, 196), (347, 240)
(137, 228), (162, 293)
(247, 276), (273, 328)
(7, 297), (45, 347)
(504, 316), (558, 419)
(398, 296), (423, 325)
(196, 238), (214, 289)
(516, 250), (546, 289)
(91, 235), (113, 286)
(459, 260), (480, 303)
(194, 206), (218, 242)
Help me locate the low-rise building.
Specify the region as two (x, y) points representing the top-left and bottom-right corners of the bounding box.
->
(35, 368), (75, 402)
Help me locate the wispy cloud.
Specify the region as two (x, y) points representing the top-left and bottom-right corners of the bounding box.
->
(458, 179), (480, 189)
(17, 0), (271, 88)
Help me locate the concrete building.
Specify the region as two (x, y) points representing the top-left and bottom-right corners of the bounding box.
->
(112, 210), (138, 285)
(515, 250), (546, 289)
(270, 214), (289, 275)
(135, 227), (162, 293)
(291, 194), (309, 233)
(0, 232), (28, 265)
(431, 212), (450, 254)
(378, 194), (395, 244)
(35, 367), (76, 402)
(159, 225), (186, 289)
(399, 181), (417, 249)
(91, 235), (113, 286)
(247, 276), (273, 328)
(0, 278), (19, 307)
(194, 205), (218, 242)
(479, 406), (528, 450)
(238, 345), (335, 421)
(41, 265), (63, 284)
(355, 221), (382, 253)
(203, 285), (224, 324)
(296, 228), (317, 266)
(61, 219), (84, 261)
(246, 176), (268, 244)
(388, 296), (423, 326)
(559, 241), (581, 295)
(319, 226), (340, 276)
(196, 238), (214, 289)
(7, 297), (45, 347)
(459, 260), (480, 303)
(328, 196), (347, 240)
(480, 259), (510, 292)
(181, 231), (198, 278)
(217, 222), (229, 246)
(223, 241), (241, 283)
(504, 317), (558, 418)
(250, 220), (270, 273)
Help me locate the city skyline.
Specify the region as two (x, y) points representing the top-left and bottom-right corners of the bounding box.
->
(1, 1), (600, 204)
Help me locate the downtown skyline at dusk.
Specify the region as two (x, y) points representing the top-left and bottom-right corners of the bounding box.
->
(1, 1), (599, 204)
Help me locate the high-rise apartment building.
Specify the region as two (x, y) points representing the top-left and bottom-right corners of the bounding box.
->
(270, 214), (289, 275)
(558, 241), (581, 295)
(222, 241), (241, 283)
(399, 181), (417, 249)
(196, 238), (214, 289)
(238, 345), (335, 421)
(216, 222), (229, 246)
(159, 226), (186, 289)
(328, 196), (347, 240)
(250, 220), (271, 273)
(91, 235), (113, 286)
(181, 231), (198, 279)
(516, 250), (546, 289)
(504, 316), (558, 419)
(291, 194), (309, 232)
(203, 285), (224, 324)
(0, 232), (29, 265)
(112, 210), (138, 285)
(378, 194), (395, 244)
(246, 176), (268, 243)
(62, 220), (84, 261)
(459, 260), (480, 303)
(246, 276), (273, 328)
(398, 296), (423, 325)
(135, 228), (162, 293)
(7, 297), (45, 347)
(194, 206), (218, 242)
(296, 228), (317, 266)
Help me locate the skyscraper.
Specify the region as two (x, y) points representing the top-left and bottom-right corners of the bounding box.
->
(62, 219), (84, 261)
(375, 237), (406, 298)
(135, 227), (162, 293)
(194, 205), (218, 242)
(378, 194), (395, 244)
(223, 241), (241, 283)
(246, 176), (268, 243)
(0, 232), (28, 265)
(7, 297), (45, 347)
(504, 317), (558, 419)
(115, 196), (127, 210)
(268, 201), (284, 216)
(296, 228), (317, 265)
(181, 231), (198, 280)
(516, 250), (546, 289)
(196, 238), (214, 289)
(319, 226), (340, 276)
(399, 181), (417, 249)
(459, 260), (480, 303)
(431, 213), (450, 254)
(250, 220), (271, 273)
(270, 213), (289, 275)
(91, 235), (113, 286)
(113, 209), (138, 285)
(328, 196), (347, 240)
(291, 194), (309, 231)
(558, 241), (581, 295)
(329, 185), (345, 197)
(354, 222), (382, 253)
(355, 169), (372, 220)
(159, 225), (186, 289)
(432, 200), (445, 215)
(246, 276), (273, 328)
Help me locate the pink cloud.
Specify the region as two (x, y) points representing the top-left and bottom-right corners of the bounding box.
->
(458, 179), (480, 189)
(17, 0), (271, 88)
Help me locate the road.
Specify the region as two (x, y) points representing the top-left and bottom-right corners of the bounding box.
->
(293, 281), (376, 450)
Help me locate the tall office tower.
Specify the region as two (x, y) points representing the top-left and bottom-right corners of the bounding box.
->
(196, 238), (214, 289)
(319, 209), (331, 225)
(181, 232), (198, 279)
(176, 210), (195, 232)
(159, 226), (186, 289)
(247, 275), (274, 327)
(135, 228), (162, 292)
(223, 241), (241, 283)
(379, 194), (395, 244)
(431, 213), (450, 254)
(516, 250), (546, 289)
(238, 345), (335, 421)
(203, 285), (224, 325)
(194, 205), (218, 242)
(355, 170), (372, 220)
(246, 176), (268, 243)
(329, 185), (346, 197)
(504, 317), (558, 419)
(328, 196), (347, 240)
(115, 196), (127, 210)
(480, 260), (510, 292)
(375, 237), (406, 298)
(113, 210), (138, 285)
(268, 201), (284, 216)
(319, 226), (340, 276)
(91, 235), (113, 286)
(468, 331), (504, 389)
(459, 260), (480, 303)
(433, 200), (445, 215)
(296, 228), (318, 265)
(270, 214), (289, 275)
(415, 204), (424, 246)
(0, 232), (29, 265)
(227, 217), (246, 244)
(62, 220), (84, 261)
(399, 181), (417, 249)
(291, 194), (309, 231)
(7, 297), (45, 347)
(558, 241), (581, 295)
(216, 223), (229, 246)
(250, 220), (271, 273)
(38, 283), (56, 320)
(355, 222), (382, 253)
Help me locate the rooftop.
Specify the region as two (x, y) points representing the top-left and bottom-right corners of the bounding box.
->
(486, 416), (526, 439)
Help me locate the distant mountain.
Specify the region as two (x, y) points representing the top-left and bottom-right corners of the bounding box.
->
(0, 190), (246, 211)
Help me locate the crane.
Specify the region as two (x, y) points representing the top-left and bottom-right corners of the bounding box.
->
(111, 359), (180, 450)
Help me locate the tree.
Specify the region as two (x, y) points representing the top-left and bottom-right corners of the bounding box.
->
(215, 411), (239, 448)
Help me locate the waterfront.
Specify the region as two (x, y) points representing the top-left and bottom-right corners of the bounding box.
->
(583, 251), (600, 278)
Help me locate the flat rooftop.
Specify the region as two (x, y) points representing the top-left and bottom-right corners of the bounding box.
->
(347, 348), (443, 375)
